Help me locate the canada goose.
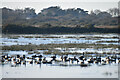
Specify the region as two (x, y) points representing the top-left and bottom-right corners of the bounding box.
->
(32, 55), (37, 59)
(13, 57), (16, 61)
(105, 57), (111, 64)
(29, 58), (34, 64)
(51, 54), (56, 61)
(23, 60), (26, 65)
(79, 56), (84, 60)
(70, 58), (74, 64)
(35, 58), (42, 64)
(2, 55), (5, 59)
(64, 55), (68, 62)
(42, 57), (52, 64)
(42, 60), (52, 64)
(23, 55), (26, 59)
(96, 57), (101, 63)
(69, 57), (79, 64)
(88, 58), (94, 64)
(29, 60), (33, 64)
(16, 55), (20, 58)
(1, 58), (5, 63)
(15, 60), (21, 65)
(101, 60), (107, 65)
(38, 55), (43, 59)
(61, 55), (64, 61)
(94, 60), (99, 64)
(36, 61), (41, 64)
(7, 58), (12, 62)
(80, 61), (89, 67)
(118, 59), (120, 64)
(42, 57), (47, 64)
(73, 56), (78, 61)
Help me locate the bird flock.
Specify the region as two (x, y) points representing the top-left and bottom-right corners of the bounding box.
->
(0, 54), (120, 67)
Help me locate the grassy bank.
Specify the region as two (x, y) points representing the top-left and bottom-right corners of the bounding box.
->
(2, 43), (119, 51)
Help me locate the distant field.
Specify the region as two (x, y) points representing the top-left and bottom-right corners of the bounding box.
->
(95, 25), (119, 28)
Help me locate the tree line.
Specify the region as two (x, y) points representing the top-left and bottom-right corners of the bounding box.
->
(1, 6), (120, 34)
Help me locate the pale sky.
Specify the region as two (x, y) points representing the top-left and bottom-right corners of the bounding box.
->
(1, 0), (119, 13)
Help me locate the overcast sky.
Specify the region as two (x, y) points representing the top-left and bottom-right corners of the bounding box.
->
(1, 0), (119, 13)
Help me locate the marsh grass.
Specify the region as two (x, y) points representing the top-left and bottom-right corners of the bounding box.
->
(96, 40), (119, 43)
(2, 43), (118, 51)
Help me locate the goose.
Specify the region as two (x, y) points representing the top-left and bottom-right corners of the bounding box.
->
(7, 57), (12, 62)
(105, 56), (111, 64)
(22, 60), (26, 65)
(88, 57), (94, 64)
(96, 56), (101, 63)
(35, 58), (42, 64)
(2, 55), (5, 59)
(80, 61), (89, 67)
(32, 55), (37, 59)
(29, 60), (33, 64)
(36, 61), (41, 64)
(51, 54), (56, 61)
(69, 57), (79, 64)
(70, 58), (74, 64)
(16, 55), (20, 58)
(63, 55), (68, 62)
(118, 59), (120, 64)
(73, 56), (78, 61)
(23, 55), (26, 59)
(61, 55), (64, 61)
(38, 55), (43, 59)
(42, 57), (52, 64)
(1, 58), (5, 63)
(110, 56), (117, 63)
(42, 57), (47, 64)
(29, 58), (33, 64)
(101, 60), (107, 65)
(79, 55), (84, 60)
(15, 59), (21, 65)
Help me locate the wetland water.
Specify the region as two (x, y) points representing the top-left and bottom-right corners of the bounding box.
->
(0, 34), (119, 78)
